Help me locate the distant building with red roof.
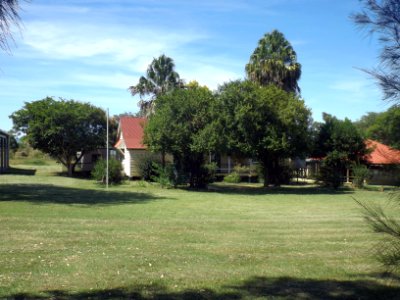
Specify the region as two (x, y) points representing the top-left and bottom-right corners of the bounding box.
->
(114, 116), (147, 177)
(115, 117), (147, 150)
(364, 139), (400, 165)
(304, 139), (400, 185)
(114, 116), (172, 177)
(364, 139), (400, 185)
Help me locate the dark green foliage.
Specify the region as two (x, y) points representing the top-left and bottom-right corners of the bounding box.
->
(365, 107), (400, 149)
(312, 114), (368, 188)
(318, 151), (347, 189)
(144, 84), (217, 188)
(10, 97), (107, 176)
(136, 153), (160, 181)
(216, 81), (311, 187)
(245, 30), (301, 93)
(352, 163), (370, 188)
(92, 158), (124, 185)
(312, 113), (367, 161)
(354, 112), (380, 136)
(129, 54), (184, 116)
(150, 162), (188, 188)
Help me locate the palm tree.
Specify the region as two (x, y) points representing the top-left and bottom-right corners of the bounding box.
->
(245, 30), (301, 94)
(0, 0), (22, 52)
(129, 54), (183, 116)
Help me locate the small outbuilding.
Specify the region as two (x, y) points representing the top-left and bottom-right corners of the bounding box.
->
(114, 116), (150, 178)
(0, 130), (9, 173)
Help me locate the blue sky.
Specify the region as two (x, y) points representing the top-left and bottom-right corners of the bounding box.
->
(0, 0), (388, 131)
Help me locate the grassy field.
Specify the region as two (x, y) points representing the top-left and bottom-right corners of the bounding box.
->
(0, 160), (399, 299)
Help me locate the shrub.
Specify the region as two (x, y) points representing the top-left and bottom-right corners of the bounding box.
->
(151, 163), (175, 188)
(223, 172), (241, 183)
(318, 151), (347, 189)
(92, 158), (124, 185)
(136, 153), (161, 181)
(190, 162), (218, 188)
(352, 163), (370, 188)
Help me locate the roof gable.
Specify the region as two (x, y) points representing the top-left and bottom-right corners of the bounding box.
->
(365, 139), (400, 165)
(116, 117), (146, 149)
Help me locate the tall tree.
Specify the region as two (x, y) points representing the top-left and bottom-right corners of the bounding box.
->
(356, 107), (400, 149)
(354, 112), (380, 136)
(0, 0), (22, 52)
(352, 0), (400, 103)
(245, 30), (302, 94)
(10, 97), (107, 176)
(216, 81), (311, 186)
(312, 113), (367, 188)
(144, 84), (217, 188)
(313, 113), (367, 162)
(368, 107), (400, 149)
(129, 54), (183, 116)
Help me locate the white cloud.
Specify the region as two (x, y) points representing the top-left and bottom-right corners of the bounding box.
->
(74, 72), (136, 90)
(181, 65), (241, 91)
(22, 21), (207, 71)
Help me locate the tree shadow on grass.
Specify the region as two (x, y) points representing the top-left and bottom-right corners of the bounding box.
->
(207, 183), (355, 196)
(3, 167), (37, 176)
(0, 184), (166, 205)
(8, 275), (400, 299)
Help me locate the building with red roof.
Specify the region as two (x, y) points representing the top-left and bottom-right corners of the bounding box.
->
(114, 116), (147, 177)
(364, 139), (400, 185)
(115, 117), (147, 150)
(364, 139), (400, 165)
(304, 139), (400, 185)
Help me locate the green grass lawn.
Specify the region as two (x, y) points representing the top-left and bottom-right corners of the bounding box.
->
(0, 161), (399, 299)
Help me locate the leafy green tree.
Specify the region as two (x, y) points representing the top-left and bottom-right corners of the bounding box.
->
(354, 112), (380, 136)
(313, 113), (367, 162)
(312, 113), (367, 188)
(0, 0), (22, 52)
(10, 97), (107, 176)
(129, 54), (183, 116)
(144, 84), (217, 188)
(245, 30), (301, 94)
(319, 151), (348, 189)
(216, 81), (311, 187)
(352, 0), (400, 103)
(365, 107), (400, 149)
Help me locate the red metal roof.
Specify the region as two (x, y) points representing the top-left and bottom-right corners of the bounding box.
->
(365, 139), (400, 165)
(116, 116), (147, 149)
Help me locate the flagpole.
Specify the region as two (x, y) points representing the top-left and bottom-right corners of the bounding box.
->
(106, 108), (109, 190)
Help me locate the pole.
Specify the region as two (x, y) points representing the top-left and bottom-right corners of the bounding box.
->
(106, 108), (109, 190)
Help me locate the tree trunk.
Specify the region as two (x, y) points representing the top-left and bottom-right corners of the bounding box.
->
(262, 159), (270, 187)
(67, 163), (74, 177)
